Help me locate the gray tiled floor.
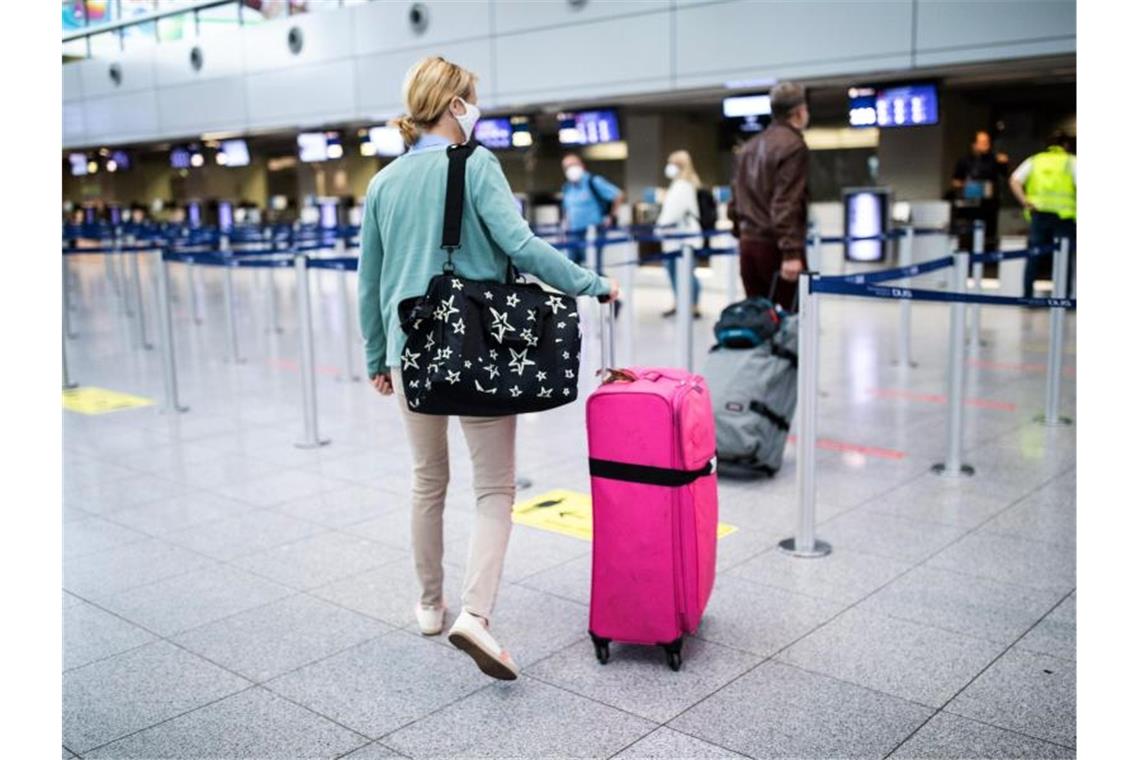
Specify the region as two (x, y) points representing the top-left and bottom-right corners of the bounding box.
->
(62, 257), (1076, 757)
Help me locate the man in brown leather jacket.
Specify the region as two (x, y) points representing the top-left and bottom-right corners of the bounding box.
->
(730, 81), (810, 311)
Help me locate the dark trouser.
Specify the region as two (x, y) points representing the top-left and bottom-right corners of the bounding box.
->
(739, 237), (801, 313)
(1024, 212), (1076, 298)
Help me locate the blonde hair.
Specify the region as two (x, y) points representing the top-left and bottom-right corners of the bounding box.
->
(667, 150), (702, 187)
(390, 56), (478, 146)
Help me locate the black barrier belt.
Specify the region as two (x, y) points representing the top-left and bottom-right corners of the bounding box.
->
(61, 244), (165, 255)
(838, 256), (955, 284)
(812, 277), (1076, 310)
(588, 457), (715, 486)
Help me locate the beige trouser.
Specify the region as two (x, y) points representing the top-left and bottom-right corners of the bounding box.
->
(392, 370), (517, 621)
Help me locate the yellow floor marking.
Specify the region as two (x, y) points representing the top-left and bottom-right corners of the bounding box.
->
(63, 386), (154, 415)
(512, 489), (737, 542)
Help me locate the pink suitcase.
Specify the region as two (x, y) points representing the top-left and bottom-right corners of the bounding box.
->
(586, 366), (719, 671)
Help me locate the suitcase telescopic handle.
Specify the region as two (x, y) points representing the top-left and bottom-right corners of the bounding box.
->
(598, 297), (617, 374)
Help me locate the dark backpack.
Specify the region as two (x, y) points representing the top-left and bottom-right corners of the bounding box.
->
(587, 174), (615, 223)
(714, 297), (782, 348)
(696, 187), (718, 232)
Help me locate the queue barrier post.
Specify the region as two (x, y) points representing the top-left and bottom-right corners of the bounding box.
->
(1039, 237), (1073, 427)
(338, 264), (360, 382)
(894, 226), (916, 368)
(969, 220), (985, 350)
(806, 221), (821, 273)
(129, 243), (153, 351)
(779, 272), (830, 558)
(63, 255), (77, 340)
(294, 254), (330, 449)
(677, 244), (695, 372)
(189, 259), (205, 325)
(63, 259), (77, 390)
(933, 249), (975, 477)
(618, 244), (637, 367)
(222, 257), (244, 364)
(154, 250), (188, 414)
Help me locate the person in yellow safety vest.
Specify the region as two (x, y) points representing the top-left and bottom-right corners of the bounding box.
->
(1009, 132), (1076, 299)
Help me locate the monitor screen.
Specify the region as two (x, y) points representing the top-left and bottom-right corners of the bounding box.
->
(298, 132), (330, 162)
(68, 153), (88, 176)
(475, 118), (512, 150)
(368, 126), (406, 157)
(876, 83), (938, 127)
(843, 188), (889, 262)
(220, 139), (250, 167)
(558, 110), (621, 145)
(170, 146), (192, 169)
(849, 84), (938, 128)
(722, 94), (771, 119)
(108, 150), (131, 172)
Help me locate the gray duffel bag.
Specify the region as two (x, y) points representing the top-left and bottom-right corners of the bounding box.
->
(702, 316), (798, 477)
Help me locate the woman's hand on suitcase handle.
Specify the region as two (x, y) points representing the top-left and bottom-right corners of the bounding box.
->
(598, 278), (621, 304)
(370, 372), (393, 396)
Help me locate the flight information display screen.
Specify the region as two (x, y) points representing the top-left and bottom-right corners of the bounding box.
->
(558, 109), (621, 145)
(475, 118), (512, 150)
(849, 84), (938, 128)
(220, 139), (250, 167)
(298, 132), (330, 162)
(68, 153), (88, 176)
(368, 126), (406, 157)
(170, 147), (192, 169)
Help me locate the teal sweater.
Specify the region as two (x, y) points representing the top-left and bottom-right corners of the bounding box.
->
(358, 142), (611, 376)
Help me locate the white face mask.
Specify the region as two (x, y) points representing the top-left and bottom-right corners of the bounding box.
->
(453, 97), (480, 143)
(565, 165), (584, 183)
(664, 164), (680, 180)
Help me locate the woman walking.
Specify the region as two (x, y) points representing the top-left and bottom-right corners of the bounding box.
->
(357, 57), (618, 680)
(656, 150), (705, 318)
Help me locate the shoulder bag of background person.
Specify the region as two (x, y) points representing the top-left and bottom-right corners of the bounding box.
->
(703, 314), (798, 478)
(696, 187), (718, 234)
(588, 173), (616, 226)
(397, 143), (582, 416)
(586, 305), (718, 672)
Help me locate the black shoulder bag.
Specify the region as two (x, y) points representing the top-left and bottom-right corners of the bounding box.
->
(396, 143), (583, 416)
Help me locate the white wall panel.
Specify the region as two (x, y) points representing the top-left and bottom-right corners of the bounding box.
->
(915, 37), (1076, 68)
(78, 50), (156, 98)
(352, 0), (492, 55)
(242, 10), (355, 75)
(493, 0), (667, 36)
(355, 40), (494, 117)
(62, 64), (83, 102)
(154, 29), (246, 87)
(84, 91), (160, 144)
(245, 59), (356, 128)
(158, 77), (247, 136)
(916, 0), (1075, 52)
(63, 102), (86, 147)
(495, 14), (670, 99)
(675, 0), (912, 78)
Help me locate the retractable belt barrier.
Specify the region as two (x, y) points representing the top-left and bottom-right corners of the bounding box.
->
(813, 277), (1076, 310)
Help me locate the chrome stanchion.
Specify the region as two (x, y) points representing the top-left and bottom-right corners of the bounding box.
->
(154, 249), (188, 413)
(294, 254), (329, 449)
(222, 258), (244, 363)
(619, 249), (636, 366)
(676, 245), (695, 372)
(780, 272), (830, 558)
(129, 246), (153, 350)
(62, 255), (77, 340)
(1039, 237), (1073, 426)
(338, 265), (360, 382)
(806, 221), (821, 273)
(969, 220), (985, 350)
(63, 261), (77, 390)
(189, 262), (205, 325)
(265, 269), (282, 334)
(725, 245), (740, 305)
(894, 226), (915, 368)
(933, 249), (974, 477)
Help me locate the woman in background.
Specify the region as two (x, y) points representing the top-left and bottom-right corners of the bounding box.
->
(656, 150), (705, 318)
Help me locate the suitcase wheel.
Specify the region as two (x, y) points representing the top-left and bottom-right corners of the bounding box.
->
(662, 637), (684, 672)
(589, 632), (611, 665)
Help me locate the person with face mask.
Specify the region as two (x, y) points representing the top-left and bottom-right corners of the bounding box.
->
(655, 150), (705, 317)
(559, 154), (625, 269)
(358, 57), (619, 681)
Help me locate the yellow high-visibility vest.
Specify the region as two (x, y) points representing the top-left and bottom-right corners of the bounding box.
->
(1025, 146), (1076, 220)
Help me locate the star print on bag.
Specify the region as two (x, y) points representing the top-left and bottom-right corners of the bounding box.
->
(425, 333), (436, 351)
(484, 291), (494, 300)
(520, 328), (538, 348)
(451, 318), (465, 335)
(446, 370), (461, 384)
(475, 379), (497, 394)
(505, 292), (520, 308)
(509, 386), (522, 398)
(537, 387), (552, 398)
(545, 295), (566, 315)
(489, 308), (516, 344)
(526, 309), (536, 322)
(483, 364), (500, 379)
(401, 348), (421, 371)
(536, 370), (547, 382)
(508, 348), (535, 376)
(436, 295), (459, 322)
(451, 278), (464, 290)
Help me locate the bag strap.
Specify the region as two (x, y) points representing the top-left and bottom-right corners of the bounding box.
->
(749, 401), (790, 432)
(589, 457), (715, 486)
(441, 143), (476, 265)
(769, 343), (798, 369)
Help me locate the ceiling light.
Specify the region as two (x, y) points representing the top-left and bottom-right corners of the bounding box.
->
(190, 153), (205, 167)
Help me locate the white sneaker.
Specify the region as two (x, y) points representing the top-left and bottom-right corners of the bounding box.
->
(414, 603), (446, 636)
(447, 610), (520, 681)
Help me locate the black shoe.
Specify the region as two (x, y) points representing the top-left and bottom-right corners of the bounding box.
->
(693, 309), (703, 320)
(662, 308), (677, 317)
